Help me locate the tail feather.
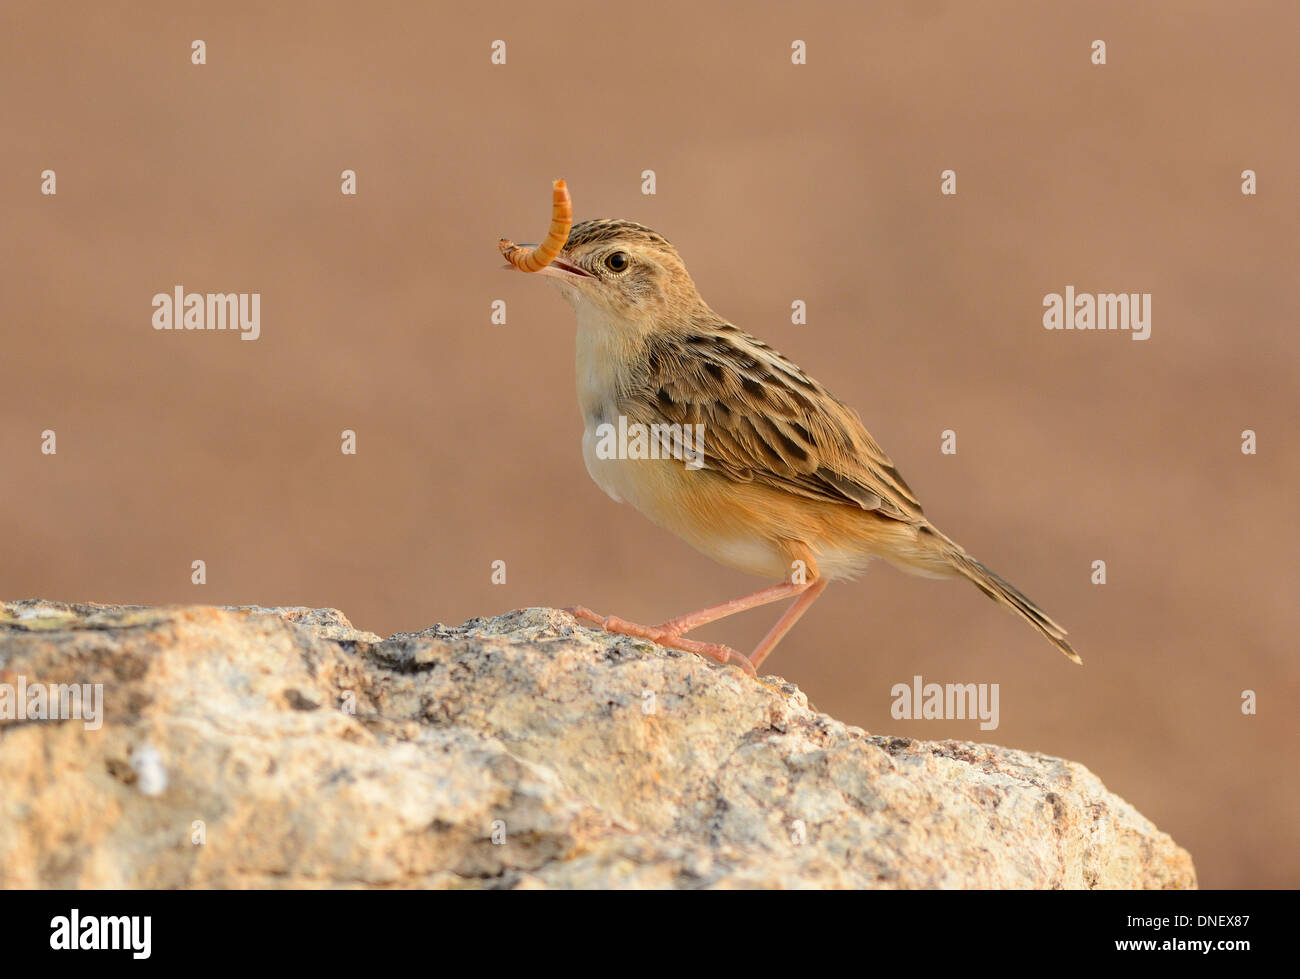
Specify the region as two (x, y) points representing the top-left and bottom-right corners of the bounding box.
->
(929, 530), (1081, 664)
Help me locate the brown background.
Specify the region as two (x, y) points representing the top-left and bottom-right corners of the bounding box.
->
(2, 2), (1296, 888)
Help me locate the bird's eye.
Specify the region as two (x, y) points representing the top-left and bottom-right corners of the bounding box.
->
(604, 251), (630, 273)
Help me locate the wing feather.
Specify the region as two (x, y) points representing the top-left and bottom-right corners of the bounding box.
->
(621, 323), (925, 522)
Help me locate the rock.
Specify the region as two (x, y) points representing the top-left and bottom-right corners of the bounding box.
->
(0, 599), (1195, 889)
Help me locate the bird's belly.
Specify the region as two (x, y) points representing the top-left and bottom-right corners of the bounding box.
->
(580, 423), (942, 584)
(580, 426), (688, 516)
(579, 427), (791, 578)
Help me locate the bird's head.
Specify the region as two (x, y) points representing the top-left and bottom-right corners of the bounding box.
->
(513, 219), (707, 326)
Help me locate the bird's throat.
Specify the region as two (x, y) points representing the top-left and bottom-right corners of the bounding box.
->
(572, 302), (645, 427)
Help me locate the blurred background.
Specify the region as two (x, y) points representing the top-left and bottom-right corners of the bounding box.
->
(2, 1), (1296, 888)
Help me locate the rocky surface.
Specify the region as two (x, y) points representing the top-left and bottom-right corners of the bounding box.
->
(0, 599), (1196, 889)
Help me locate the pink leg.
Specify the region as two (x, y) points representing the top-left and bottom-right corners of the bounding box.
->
(567, 606), (759, 675)
(657, 581), (807, 634)
(749, 578), (828, 669)
(568, 576), (824, 677)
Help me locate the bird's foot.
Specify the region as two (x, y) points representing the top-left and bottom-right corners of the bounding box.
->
(566, 606), (757, 677)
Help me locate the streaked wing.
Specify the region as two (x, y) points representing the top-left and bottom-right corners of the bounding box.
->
(621, 323), (925, 522)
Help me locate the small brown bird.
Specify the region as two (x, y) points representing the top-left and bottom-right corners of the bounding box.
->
(501, 181), (1079, 676)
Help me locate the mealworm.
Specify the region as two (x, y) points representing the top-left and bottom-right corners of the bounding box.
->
(498, 179), (572, 273)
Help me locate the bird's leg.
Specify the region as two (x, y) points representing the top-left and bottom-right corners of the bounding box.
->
(654, 581), (809, 635)
(748, 578), (828, 669)
(568, 577), (822, 677)
(566, 605), (759, 675)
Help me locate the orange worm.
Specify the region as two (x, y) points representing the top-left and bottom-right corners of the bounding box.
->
(498, 179), (572, 272)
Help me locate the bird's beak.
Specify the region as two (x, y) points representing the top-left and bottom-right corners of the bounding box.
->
(500, 246), (593, 281)
(539, 256), (593, 281)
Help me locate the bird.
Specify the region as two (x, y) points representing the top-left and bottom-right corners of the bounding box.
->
(499, 181), (1079, 677)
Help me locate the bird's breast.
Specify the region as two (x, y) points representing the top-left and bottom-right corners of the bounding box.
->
(568, 305), (794, 579)
(573, 308), (638, 501)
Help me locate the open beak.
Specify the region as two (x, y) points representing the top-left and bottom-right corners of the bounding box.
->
(540, 256), (592, 280)
(500, 245), (592, 281)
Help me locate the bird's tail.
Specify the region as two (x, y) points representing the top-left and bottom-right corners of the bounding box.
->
(927, 528), (1081, 664)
